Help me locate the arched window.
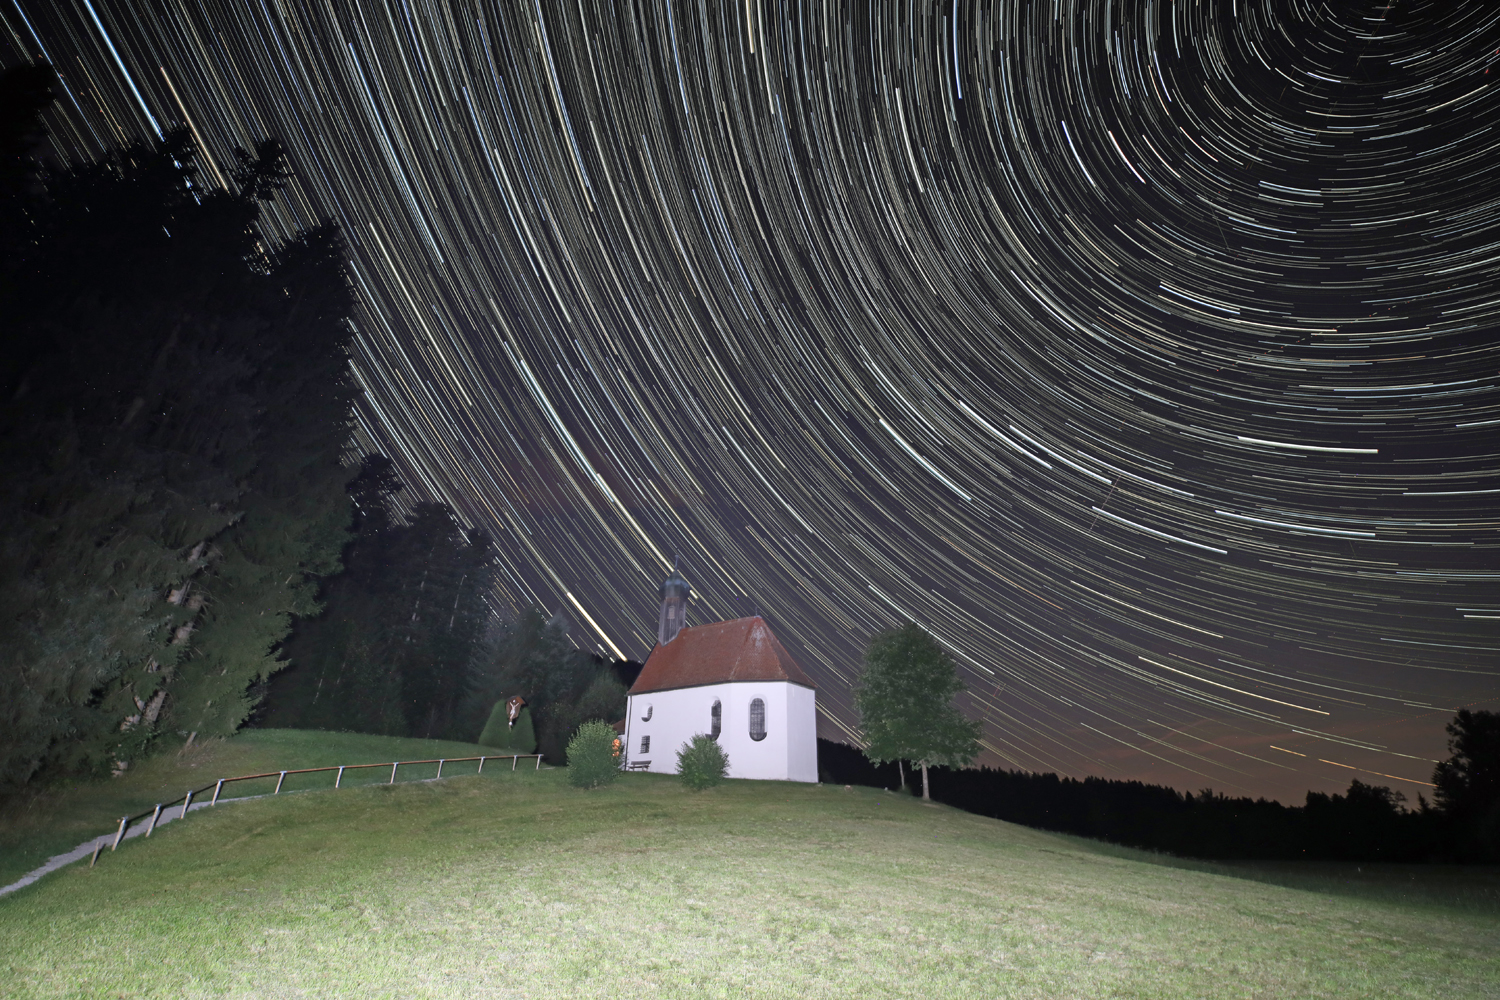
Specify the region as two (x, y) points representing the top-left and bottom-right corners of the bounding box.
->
(710, 699), (722, 739)
(749, 698), (766, 741)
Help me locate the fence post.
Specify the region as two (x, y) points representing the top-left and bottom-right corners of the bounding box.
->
(535, 754), (542, 770)
(437, 759), (445, 779)
(90, 839), (104, 867)
(390, 761), (398, 784)
(145, 804), (163, 837)
(111, 816), (128, 851)
(274, 771), (287, 794)
(211, 779), (224, 806)
(336, 765), (345, 789)
(182, 789), (193, 819)
(477, 756), (486, 775)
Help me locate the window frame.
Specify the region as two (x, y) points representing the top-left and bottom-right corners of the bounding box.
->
(749, 697), (766, 741)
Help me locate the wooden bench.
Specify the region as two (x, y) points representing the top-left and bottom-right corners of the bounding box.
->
(625, 761), (652, 771)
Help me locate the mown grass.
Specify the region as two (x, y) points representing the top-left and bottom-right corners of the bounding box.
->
(3, 735), (1498, 999)
(0, 729), (505, 888)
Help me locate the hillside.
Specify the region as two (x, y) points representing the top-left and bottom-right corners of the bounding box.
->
(1, 732), (1497, 998)
(0, 729), (502, 889)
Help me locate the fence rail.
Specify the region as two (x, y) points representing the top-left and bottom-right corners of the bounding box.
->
(87, 753), (544, 869)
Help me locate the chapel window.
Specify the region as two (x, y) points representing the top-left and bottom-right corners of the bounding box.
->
(749, 698), (766, 741)
(710, 699), (722, 740)
(641, 704), (653, 721)
(640, 735), (651, 754)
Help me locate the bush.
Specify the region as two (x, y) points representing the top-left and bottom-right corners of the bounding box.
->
(677, 734), (730, 791)
(566, 720), (621, 789)
(478, 702), (536, 754)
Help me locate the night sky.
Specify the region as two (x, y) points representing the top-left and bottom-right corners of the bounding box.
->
(7, 0), (1498, 804)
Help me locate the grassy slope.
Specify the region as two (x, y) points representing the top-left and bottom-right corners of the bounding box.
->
(0, 729), (504, 888)
(0, 733), (1496, 999)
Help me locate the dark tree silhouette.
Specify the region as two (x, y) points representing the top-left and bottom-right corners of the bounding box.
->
(816, 742), (1442, 863)
(1433, 709), (1500, 862)
(230, 138), (292, 201)
(261, 460), (499, 741)
(0, 73), (357, 793)
(0, 64), (55, 196)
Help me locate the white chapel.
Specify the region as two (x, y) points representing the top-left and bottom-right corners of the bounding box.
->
(622, 564), (818, 782)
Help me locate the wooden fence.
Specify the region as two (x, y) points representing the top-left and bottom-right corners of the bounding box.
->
(89, 753), (544, 867)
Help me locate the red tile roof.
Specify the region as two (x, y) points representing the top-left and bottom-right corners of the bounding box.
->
(629, 617), (817, 695)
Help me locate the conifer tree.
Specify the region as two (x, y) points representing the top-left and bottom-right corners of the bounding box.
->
(384, 503), (497, 738)
(455, 608), (625, 762)
(262, 464), (499, 739)
(0, 73), (357, 793)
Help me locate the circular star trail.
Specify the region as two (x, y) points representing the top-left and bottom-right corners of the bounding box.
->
(9, 0), (1498, 802)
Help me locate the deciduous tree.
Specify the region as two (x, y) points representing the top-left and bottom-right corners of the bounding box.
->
(855, 623), (982, 801)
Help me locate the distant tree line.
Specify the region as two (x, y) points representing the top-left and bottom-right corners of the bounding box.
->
(841, 622), (1498, 864)
(820, 708), (1500, 864)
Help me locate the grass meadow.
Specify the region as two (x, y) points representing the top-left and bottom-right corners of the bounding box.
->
(0, 730), (508, 889)
(2, 730), (1498, 998)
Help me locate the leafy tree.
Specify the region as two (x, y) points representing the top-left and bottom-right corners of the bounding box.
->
(1433, 709), (1500, 862)
(566, 720), (621, 789)
(523, 612), (600, 760)
(855, 623), (982, 801)
(677, 734), (729, 791)
(1301, 780), (1422, 862)
(0, 84), (357, 794)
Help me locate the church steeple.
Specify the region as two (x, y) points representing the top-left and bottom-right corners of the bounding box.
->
(657, 556), (690, 646)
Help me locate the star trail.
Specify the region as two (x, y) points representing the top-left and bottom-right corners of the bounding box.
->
(7, 0), (1498, 802)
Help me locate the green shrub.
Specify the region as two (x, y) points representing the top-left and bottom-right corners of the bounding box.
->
(677, 734), (729, 791)
(478, 702), (536, 754)
(566, 720), (621, 789)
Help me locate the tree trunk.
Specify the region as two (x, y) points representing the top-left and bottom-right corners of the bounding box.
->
(921, 763), (930, 801)
(897, 760), (905, 791)
(448, 573), (467, 631)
